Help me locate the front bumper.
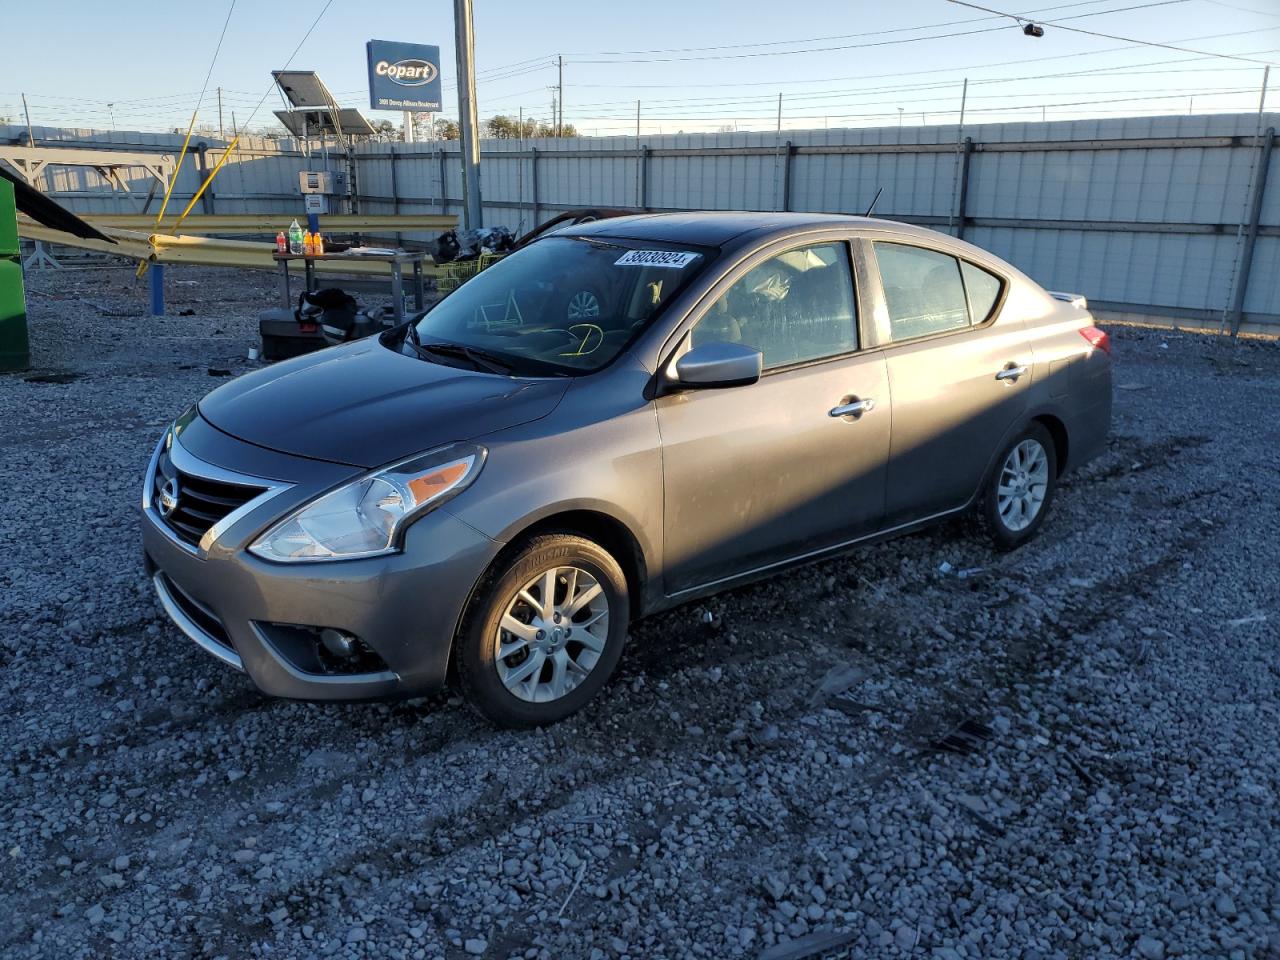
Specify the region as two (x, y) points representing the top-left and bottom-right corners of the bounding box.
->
(141, 419), (502, 700)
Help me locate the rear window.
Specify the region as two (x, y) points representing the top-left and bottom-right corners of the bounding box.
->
(874, 241), (1006, 342)
(874, 243), (969, 341)
(961, 261), (1003, 323)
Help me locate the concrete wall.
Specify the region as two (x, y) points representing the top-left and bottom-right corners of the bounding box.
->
(6, 113), (1277, 327)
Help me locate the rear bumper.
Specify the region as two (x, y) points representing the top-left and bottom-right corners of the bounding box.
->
(1064, 350), (1112, 472)
(140, 425), (502, 701)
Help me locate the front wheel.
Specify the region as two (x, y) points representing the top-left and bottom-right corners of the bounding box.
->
(455, 534), (629, 728)
(980, 423), (1058, 551)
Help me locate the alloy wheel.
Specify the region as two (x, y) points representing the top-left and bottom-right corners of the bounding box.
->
(566, 290), (601, 321)
(494, 565), (611, 703)
(997, 438), (1049, 532)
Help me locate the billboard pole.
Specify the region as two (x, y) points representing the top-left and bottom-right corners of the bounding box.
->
(454, 0), (483, 229)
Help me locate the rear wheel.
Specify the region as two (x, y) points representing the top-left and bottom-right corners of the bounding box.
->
(981, 422), (1058, 551)
(455, 534), (628, 728)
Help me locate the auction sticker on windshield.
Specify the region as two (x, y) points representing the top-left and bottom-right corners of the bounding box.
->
(615, 250), (701, 268)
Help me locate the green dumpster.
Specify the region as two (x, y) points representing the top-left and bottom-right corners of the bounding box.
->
(0, 178), (30, 372)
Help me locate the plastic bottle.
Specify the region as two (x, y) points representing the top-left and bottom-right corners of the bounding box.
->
(287, 219), (304, 255)
(303, 229), (314, 256)
(312, 231), (324, 256)
(275, 230), (287, 255)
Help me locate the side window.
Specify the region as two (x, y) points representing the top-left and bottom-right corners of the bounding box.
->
(690, 242), (856, 370)
(874, 242), (970, 341)
(961, 260), (1003, 323)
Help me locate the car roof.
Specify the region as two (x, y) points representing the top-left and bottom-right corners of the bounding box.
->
(560, 210), (942, 248)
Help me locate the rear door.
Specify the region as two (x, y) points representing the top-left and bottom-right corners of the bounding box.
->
(863, 239), (1031, 526)
(656, 238), (890, 594)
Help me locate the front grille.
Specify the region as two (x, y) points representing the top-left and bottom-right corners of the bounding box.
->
(153, 446), (265, 548)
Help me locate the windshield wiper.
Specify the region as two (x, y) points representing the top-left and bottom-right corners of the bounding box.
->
(409, 333), (515, 375)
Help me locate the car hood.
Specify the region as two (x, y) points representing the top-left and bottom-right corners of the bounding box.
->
(198, 339), (569, 468)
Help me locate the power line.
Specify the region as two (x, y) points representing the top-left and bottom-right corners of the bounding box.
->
(573, 85), (1261, 121)
(947, 0), (1280, 63)
(565, 27), (1264, 88)
(568, 0), (1194, 64)
(1200, 0), (1280, 15)
(239, 0), (336, 132)
(561, 0), (1128, 56)
(537, 56), (1274, 113)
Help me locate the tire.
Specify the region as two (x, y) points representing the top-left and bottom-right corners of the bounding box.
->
(980, 422), (1058, 551)
(455, 534), (629, 728)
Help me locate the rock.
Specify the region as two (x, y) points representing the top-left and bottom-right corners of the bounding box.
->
(1136, 935), (1166, 959)
(464, 938), (487, 955)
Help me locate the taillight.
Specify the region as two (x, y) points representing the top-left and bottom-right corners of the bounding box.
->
(1079, 325), (1111, 355)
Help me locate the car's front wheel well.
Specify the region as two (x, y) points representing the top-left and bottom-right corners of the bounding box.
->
(1033, 414), (1069, 476)
(492, 511), (647, 621)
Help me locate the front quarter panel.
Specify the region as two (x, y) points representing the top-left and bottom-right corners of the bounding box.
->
(442, 355), (665, 609)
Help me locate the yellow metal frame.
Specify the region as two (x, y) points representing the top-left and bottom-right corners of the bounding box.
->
(66, 213), (459, 234)
(16, 220), (445, 278)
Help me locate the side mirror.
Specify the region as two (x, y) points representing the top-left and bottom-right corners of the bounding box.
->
(668, 341), (762, 391)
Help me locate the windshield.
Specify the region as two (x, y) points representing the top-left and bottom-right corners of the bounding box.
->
(407, 236), (714, 375)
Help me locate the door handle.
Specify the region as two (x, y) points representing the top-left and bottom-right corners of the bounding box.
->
(829, 397), (876, 419)
(995, 364), (1028, 382)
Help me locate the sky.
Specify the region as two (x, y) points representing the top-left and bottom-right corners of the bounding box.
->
(1, 0), (1277, 137)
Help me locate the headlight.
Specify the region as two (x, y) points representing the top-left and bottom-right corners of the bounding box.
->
(248, 444), (485, 563)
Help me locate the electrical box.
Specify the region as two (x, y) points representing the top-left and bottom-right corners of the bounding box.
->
(304, 194), (329, 216)
(299, 171), (347, 195)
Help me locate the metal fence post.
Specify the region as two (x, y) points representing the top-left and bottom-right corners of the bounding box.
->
(388, 144), (402, 248)
(640, 146), (651, 211)
(955, 137), (975, 240)
(782, 140), (796, 212)
(194, 143), (215, 214)
(1230, 127), (1275, 336)
(438, 149), (448, 215)
(531, 146), (540, 226)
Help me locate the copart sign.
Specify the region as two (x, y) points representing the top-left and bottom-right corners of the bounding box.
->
(366, 40), (442, 112)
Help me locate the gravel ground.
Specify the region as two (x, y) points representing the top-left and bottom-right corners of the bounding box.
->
(2, 263), (1279, 960)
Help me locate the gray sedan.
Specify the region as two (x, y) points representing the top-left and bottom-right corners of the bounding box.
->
(141, 212), (1112, 727)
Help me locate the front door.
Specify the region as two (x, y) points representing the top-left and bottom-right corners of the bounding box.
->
(656, 240), (890, 595)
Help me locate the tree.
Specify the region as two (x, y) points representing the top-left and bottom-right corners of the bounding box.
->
(433, 117), (460, 140)
(531, 120), (577, 138)
(371, 118), (398, 142)
(485, 115), (540, 139)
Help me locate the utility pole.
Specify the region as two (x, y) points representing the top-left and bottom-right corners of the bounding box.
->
(898, 107), (904, 128)
(20, 93), (34, 146)
(403, 110), (415, 143)
(773, 92), (783, 212)
(948, 78), (969, 233)
(635, 100), (642, 208)
(218, 87), (224, 139)
(454, 0), (482, 228)
(557, 55), (564, 137)
(518, 105), (525, 233)
(107, 103), (116, 131)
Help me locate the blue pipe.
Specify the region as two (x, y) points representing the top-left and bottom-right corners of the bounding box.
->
(149, 264), (165, 316)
